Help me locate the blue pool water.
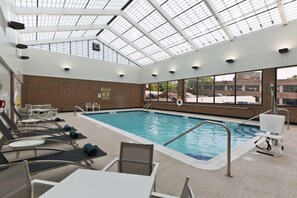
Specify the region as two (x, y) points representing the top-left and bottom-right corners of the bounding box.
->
(86, 111), (259, 161)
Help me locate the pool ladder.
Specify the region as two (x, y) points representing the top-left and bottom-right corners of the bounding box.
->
(74, 106), (85, 116)
(164, 120), (232, 177)
(143, 103), (151, 110)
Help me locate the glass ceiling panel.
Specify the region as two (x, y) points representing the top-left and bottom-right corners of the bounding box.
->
(76, 16), (98, 26)
(150, 22), (176, 41)
(98, 30), (117, 43)
(111, 38), (128, 49)
(120, 45), (137, 55)
(86, 0), (110, 9)
(21, 33), (36, 41)
(283, 0), (297, 21)
(123, 27), (143, 42)
(192, 29), (227, 48)
(38, 15), (59, 26)
(69, 30), (86, 38)
(37, 32), (55, 40)
(64, 0), (89, 8)
(54, 31), (71, 39)
(17, 15), (36, 27)
(84, 30), (100, 36)
(14, 0), (37, 7)
(92, 16), (114, 25)
(139, 10), (167, 33)
(110, 16), (133, 34)
(58, 15), (80, 26)
(137, 57), (153, 65)
(104, 0), (129, 10)
(211, 0), (281, 37)
(142, 44), (163, 55)
(168, 41), (193, 55)
(159, 33), (185, 48)
(38, 0), (64, 8)
(133, 36), (154, 49)
(125, 0), (154, 23)
(151, 51), (170, 61)
(129, 51), (145, 60)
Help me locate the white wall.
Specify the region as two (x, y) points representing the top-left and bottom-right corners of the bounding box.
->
(141, 21), (297, 83)
(22, 48), (142, 83)
(0, 0), (23, 74)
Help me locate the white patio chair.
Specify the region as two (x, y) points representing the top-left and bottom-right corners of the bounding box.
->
(102, 142), (159, 190)
(151, 176), (195, 198)
(92, 102), (100, 111)
(254, 114), (286, 156)
(85, 102), (92, 111)
(0, 160), (57, 198)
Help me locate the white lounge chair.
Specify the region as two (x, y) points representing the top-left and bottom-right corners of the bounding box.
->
(254, 114), (286, 157)
(85, 102), (92, 111)
(92, 102), (100, 111)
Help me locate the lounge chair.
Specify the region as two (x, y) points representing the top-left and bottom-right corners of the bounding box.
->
(0, 119), (86, 151)
(2, 111), (75, 134)
(151, 176), (195, 198)
(102, 142), (159, 190)
(254, 114), (286, 157)
(0, 160), (57, 198)
(12, 106), (65, 124)
(0, 144), (107, 174)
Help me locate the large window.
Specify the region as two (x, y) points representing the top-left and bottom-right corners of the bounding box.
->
(236, 71), (262, 104)
(158, 81), (168, 101)
(214, 74), (235, 104)
(168, 81), (178, 102)
(149, 83), (158, 101)
(184, 78), (197, 103)
(277, 66), (297, 106)
(198, 76), (214, 103)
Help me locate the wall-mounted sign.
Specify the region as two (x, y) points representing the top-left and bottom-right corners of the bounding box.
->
(101, 92), (110, 100)
(100, 88), (111, 92)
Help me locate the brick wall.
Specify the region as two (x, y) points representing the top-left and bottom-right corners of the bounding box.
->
(22, 75), (143, 112)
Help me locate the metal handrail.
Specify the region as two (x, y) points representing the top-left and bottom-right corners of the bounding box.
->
(74, 106), (85, 116)
(164, 120), (232, 177)
(143, 103), (151, 110)
(239, 109), (290, 129)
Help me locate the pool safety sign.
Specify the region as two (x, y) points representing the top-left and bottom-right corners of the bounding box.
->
(100, 88), (111, 100)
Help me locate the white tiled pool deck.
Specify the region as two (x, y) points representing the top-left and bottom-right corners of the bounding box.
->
(28, 110), (297, 198)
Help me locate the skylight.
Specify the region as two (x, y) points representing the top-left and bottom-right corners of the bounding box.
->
(14, 0), (296, 66)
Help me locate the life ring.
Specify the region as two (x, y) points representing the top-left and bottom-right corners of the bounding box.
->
(176, 99), (183, 106)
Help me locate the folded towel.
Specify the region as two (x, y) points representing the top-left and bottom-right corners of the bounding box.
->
(69, 131), (79, 139)
(63, 124), (71, 131)
(55, 117), (61, 121)
(84, 143), (97, 156)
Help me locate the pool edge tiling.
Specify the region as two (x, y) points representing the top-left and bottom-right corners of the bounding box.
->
(80, 108), (262, 170)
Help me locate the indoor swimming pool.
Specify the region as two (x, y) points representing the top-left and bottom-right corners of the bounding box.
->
(85, 110), (260, 161)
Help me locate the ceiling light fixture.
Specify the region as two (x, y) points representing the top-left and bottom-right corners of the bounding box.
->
(278, 48), (289, 54)
(226, 59), (234, 63)
(8, 21), (25, 30)
(16, 44), (28, 49)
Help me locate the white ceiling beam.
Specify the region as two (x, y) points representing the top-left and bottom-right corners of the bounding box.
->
(276, 0), (287, 25)
(122, 14), (175, 57)
(96, 38), (141, 67)
(21, 25), (107, 33)
(203, 0), (235, 41)
(147, 0), (200, 50)
(23, 36), (97, 45)
(15, 7), (175, 57)
(14, 7), (122, 16)
(106, 26), (157, 63)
